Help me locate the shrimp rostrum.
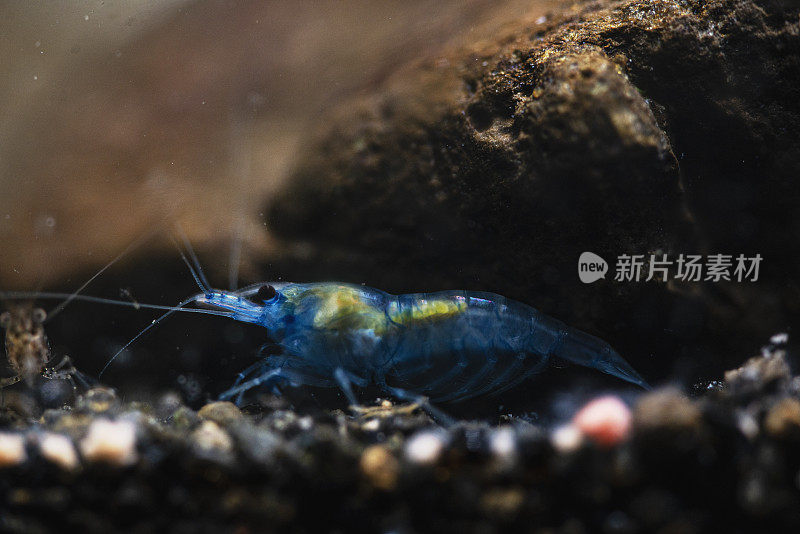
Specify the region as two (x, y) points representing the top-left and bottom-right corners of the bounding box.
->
(193, 282), (650, 405)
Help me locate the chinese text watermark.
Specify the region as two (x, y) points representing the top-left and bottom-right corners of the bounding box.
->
(579, 252), (762, 283)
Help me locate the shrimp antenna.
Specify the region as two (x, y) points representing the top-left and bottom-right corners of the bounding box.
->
(179, 230), (210, 290)
(228, 226), (243, 291)
(227, 112), (251, 291)
(172, 225), (211, 293)
(172, 238), (209, 293)
(47, 229), (156, 321)
(98, 294), (205, 378)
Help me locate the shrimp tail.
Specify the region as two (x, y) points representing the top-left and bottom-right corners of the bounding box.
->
(552, 328), (651, 390)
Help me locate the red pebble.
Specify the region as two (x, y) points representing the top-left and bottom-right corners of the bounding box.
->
(572, 395), (632, 447)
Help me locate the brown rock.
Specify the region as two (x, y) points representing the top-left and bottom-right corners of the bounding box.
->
(360, 444), (399, 491)
(724, 351), (791, 396)
(198, 401), (243, 426)
(268, 0), (800, 381)
(764, 397), (800, 440)
(633, 388), (702, 431)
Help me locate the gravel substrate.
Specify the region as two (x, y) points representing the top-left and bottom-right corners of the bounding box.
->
(1, 343), (799, 533)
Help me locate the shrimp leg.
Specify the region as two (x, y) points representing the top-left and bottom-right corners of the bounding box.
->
(488, 353), (549, 397)
(225, 344), (285, 403)
(229, 359), (276, 404)
(417, 357), (468, 396)
(219, 368), (289, 402)
(231, 360), (269, 390)
(43, 355), (94, 391)
(435, 355), (498, 403)
(333, 368), (365, 407)
(220, 360), (336, 403)
(468, 352), (528, 399)
(380, 382), (454, 426)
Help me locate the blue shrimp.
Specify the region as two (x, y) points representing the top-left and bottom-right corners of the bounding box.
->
(2, 243), (650, 413)
(189, 282), (650, 407)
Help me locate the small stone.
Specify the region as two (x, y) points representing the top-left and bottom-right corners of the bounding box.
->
(79, 418), (137, 466)
(490, 426), (517, 459)
(233, 424), (282, 465)
(573, 396), (632, 447)
(551, 424), (583, 454)
(298, 416), (313, 431)
(170, 406), (200, 429)
(633, 389), (702, 431)
(770, 333), (789, 345)
(724, 351), (791, 395)
(198, 401), (243, 426)
(0, 433), (26, 467)
(191, 420), (234, 456)
(360, 445), (399, 490)
(404, 430), (446, 465)
(77, 387), (120, 414)
(764, 398), (800, 439)
(39, 433), (79, 471)
(48, 412), (93, 434)
(736, 410), (760, 440)
(480, 487), (525, 518)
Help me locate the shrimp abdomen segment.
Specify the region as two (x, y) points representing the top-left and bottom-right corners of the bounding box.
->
(386, 291), (549, 402)
(385, 290), (648, 402)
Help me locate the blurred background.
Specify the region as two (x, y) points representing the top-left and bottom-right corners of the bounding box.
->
(0, 0), (552, 287)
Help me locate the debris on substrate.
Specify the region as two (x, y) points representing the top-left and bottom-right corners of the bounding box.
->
(1, 347), (800, 533)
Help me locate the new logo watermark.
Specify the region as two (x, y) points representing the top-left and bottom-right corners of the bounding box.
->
(578, 252), (608, 283)
(578, 252), (762, 283)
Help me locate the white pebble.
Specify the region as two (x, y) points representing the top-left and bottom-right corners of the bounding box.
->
(362, 418), (381, 431)
(39, 433), (79, 471)
(771, 332), (789, 345)
(490, 426), (517, 459)
(737, 411), (760, 440)
(0, 433), (26, 467)
(405, 431), (445, 464)
(80, 419), (138, 466)
(192, 421), (233, 453)
(299, 416), (313, 431)
(551, 424), (584, 453)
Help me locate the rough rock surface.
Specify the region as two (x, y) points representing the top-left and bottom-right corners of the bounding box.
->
(2, 347), (800, 532)
(267, 0), (800, 380)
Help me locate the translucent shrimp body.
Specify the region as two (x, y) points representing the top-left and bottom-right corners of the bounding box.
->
(205, 282), (649, 403)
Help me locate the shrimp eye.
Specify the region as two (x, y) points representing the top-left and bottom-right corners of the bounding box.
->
(253, 284), (277, 304)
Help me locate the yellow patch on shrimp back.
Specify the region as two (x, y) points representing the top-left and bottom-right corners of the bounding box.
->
(283, 284), (468, 334)
(387, 298), (467, 326)
(302, 286), (386, 332)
